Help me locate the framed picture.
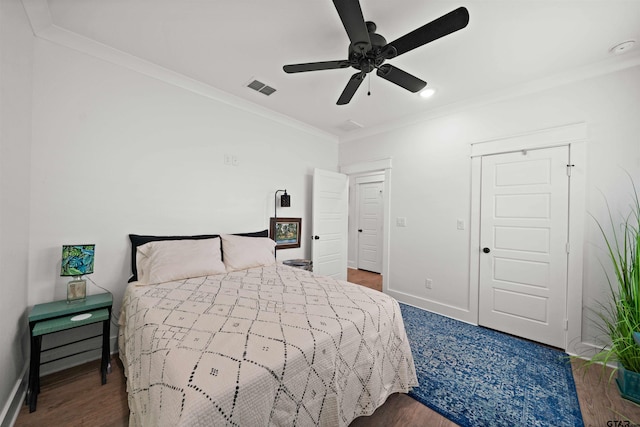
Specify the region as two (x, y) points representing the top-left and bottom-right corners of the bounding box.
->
(270, 217), (301, 249)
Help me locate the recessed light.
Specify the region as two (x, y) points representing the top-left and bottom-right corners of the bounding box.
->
(419, 88), (436, 98)
(610, 40), (636, 55)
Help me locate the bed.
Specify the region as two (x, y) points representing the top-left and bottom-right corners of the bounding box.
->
(118, 232), (417, 426)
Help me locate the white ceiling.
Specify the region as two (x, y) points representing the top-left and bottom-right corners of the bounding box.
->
(34, 0), (640, 139)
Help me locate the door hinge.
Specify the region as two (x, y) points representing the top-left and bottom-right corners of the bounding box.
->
(566, 164), (575, 177)
(564, 319), (569, 331)
(566, 242), (570, 254)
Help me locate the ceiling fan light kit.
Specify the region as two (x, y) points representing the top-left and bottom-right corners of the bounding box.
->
(283, 1), (469, 105)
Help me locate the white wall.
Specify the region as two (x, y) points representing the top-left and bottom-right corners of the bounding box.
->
(3, 4), (638, 419)
(0, 0), (33, 421)
(26, 37), (338, 366)
(340, 65), (640, 350)
(0, 12), (338, 417)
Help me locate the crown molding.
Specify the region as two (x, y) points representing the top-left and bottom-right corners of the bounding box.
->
(20, 0), (337, 144)
(20, 0), (51, 33)
(21, 0), (640, 145)
(339, 51), (640, 143)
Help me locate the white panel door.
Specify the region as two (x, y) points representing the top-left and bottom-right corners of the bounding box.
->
(479, 146), (569, 348)
(357, 181), (383, 273)
(312, 169), (348, 279)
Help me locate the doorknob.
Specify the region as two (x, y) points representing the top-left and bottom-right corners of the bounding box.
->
(483, 247), (491, 253)
(313, 235), (320, 240)
(358, 229), (363, 232)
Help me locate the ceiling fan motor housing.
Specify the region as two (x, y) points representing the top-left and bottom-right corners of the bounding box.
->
(348, 23), (389, 72)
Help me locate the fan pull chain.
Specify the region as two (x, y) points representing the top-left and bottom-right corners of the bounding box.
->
(367, 72), (371, 96)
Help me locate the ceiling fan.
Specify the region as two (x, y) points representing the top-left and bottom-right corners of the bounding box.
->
(283, 1), (469, 105)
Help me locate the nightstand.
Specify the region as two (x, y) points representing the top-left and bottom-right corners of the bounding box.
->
(26, 293), (113, 412)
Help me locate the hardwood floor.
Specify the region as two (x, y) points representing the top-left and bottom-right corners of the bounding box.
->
(15, 269), (640, 426)
(15, 358), (129, 427)
(347, 267), (382, 292)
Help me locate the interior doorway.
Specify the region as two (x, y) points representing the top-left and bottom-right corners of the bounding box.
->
(355, 175), (384, 273)
(341, 159), (392, 292)
(469, 122), (587, 354)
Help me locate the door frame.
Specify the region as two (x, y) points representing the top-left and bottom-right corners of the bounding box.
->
(341, 158), (392, 292)
(354, 174), (385, 273)
(469, 123), (586, 354)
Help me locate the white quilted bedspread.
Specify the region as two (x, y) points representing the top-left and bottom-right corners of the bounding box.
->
(119, 264), (417, 426)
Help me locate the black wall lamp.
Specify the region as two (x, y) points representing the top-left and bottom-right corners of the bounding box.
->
(278, 189), (290, 208)
(273, 189), (290, 258)
(275, 190), (290, 221)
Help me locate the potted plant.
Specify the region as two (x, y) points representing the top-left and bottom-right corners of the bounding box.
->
(589, 175), (640, 402)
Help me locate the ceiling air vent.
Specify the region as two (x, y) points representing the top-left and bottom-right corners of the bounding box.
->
(246, 79), (276, 96)
(336, 119), (364, 132)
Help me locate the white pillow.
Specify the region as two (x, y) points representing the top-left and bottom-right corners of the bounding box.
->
(136, 238), (226, 285)
(220, 234), (276, 272)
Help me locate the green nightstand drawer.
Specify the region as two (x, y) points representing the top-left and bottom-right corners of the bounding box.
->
(32, 308), (109, 336)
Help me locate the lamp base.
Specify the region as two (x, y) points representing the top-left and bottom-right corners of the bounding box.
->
(67, 279), (87, 303)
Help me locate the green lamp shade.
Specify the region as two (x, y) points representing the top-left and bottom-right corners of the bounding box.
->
(61, 244), (95, 276)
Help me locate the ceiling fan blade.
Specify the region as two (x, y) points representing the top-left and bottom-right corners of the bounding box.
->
(337, 72), (365, 105)
(283, 60), (350, 73)
(333, 0), (371, 53)
(385, 7), (469, 58)
(376, 64), (426, 92)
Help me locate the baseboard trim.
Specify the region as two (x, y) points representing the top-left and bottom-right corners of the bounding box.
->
(388, 288), (477, 325)
(0, 363), (28, 427)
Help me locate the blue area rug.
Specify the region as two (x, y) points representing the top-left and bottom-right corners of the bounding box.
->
(399, 303), (584, 427)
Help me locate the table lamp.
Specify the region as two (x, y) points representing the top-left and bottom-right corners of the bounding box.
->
(61, 244), (95, 303)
